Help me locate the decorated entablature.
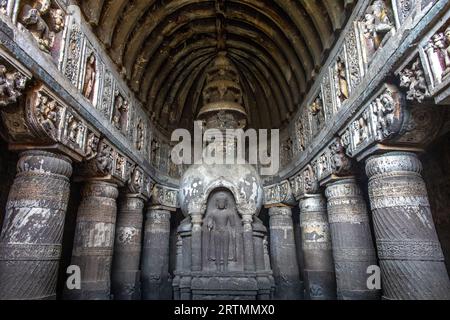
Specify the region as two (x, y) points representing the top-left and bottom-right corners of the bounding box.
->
(0, 1), (181, 200)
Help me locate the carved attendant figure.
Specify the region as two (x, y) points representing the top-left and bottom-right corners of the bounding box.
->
(0, 65), (27, 107)
(337, 60), (349, 102)
(83, 53), (96, 102)
(442, 26), (450, 78)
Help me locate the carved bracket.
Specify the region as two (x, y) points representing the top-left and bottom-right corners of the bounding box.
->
(263, 180), (296, 208)
(151, 184), (179, 210)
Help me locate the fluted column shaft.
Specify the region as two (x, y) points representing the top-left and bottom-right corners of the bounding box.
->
(366, 152), (450, 300)
(268, 206), (303, 299)
(299, 194), (336, 300)
(325, 178), (380, 300)
(111, 194), (145, 300)
(67, 181), (118, 300)
(0, 151), (72, 300)
(141, 208), (171, 300)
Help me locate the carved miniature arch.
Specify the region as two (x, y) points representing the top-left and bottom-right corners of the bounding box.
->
(196, 178), (252, 218)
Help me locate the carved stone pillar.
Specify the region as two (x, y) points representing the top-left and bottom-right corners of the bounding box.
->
(366, 152), (450, 300)
(268, 206), (303, 300)
(111, 194), (145, 300)
(325, 178), (380, 300)
(67, 181), (119, 300)
(0, 150), (72, 300)
(299, 194), (336, 300)
(141, 207), (171, 300)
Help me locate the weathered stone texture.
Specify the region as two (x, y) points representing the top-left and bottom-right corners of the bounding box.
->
(299, 194), (336, 300)
(141, 208), (171, 300)
(325, 178), (380, 300)
(366, 152), (450, 300)
(66, 181), (118, 300)
(268, 206), (303, 300)
(0, 150), (72, 300)
(111, 194), (144, 300)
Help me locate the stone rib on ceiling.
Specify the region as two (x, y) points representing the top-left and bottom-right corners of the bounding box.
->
(80, 0), (354, 132)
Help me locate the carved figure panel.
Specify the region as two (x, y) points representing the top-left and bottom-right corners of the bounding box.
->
(399, 58), (430, 103)
(0, 64), (29, 107)
(359, 0), (395, 63)
(82, 51), (97, 104)
(19, 0), (65, 54)
(423, 24), (450, 86)
(112, 90), (129, 134)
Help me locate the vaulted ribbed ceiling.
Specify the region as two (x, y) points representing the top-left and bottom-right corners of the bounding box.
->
(79, 0), (355, 132)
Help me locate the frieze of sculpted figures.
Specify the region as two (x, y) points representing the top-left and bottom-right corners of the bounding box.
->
(289, 137), (353, 198)
(56, 6), (178, 178)
(18, 0), (65, 54)
(152, 184), (179, 209)
(0, 54), (31, 107)
(418, 13), (450, 104)
(339, 84), (403, 159)
(290, 164), (319, 200)
(263, 180), (296, 207)
(0, 52), (157, 199)
(358, 0), (395, 66)
(398, 57), (430, 103)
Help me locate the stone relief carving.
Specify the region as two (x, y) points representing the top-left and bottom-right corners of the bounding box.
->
(0, 64), (29, 107)
(424, 25), (450, 85)
(100, 71), (113, 118)
(204, 190), (238, 272)
(360, 0), (394, 61)
(290, 164), (319, 200)
(394, 0), (413, 24)
(294, 116), (305, 154)
(322, 72), (334, 122)
(19, 0), (65, 53)
(152, 184), (179, 208)
(35, 89), (62, 138)
(112, 91), (129, 133)
(96, 140), (114, 175)
(280, 137), (293, 168)
(151, 137), (161, 168)
(310, 94), (325, 136)
(399, 58), (430, 103)
(82, 52), (97, 103)
(63, 24), (82, 86)
(127, 166), (143, 194)
(63, 111), (85, 151)
(263, 180), (294, 207)
(345, 27), (363, 90)
(335, 56), (349, 106)
(85, 131), (99, 160)
(373, 91), (397, 140)
(339, 84), (407, 159)
(136, 118), (145, 152)
(329, 138), (352, 176)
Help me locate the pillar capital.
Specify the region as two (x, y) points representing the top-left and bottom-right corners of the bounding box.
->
(16, 150), (72, 176)
(366, 151), (422, 177)
(264, 180), (296, 208)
